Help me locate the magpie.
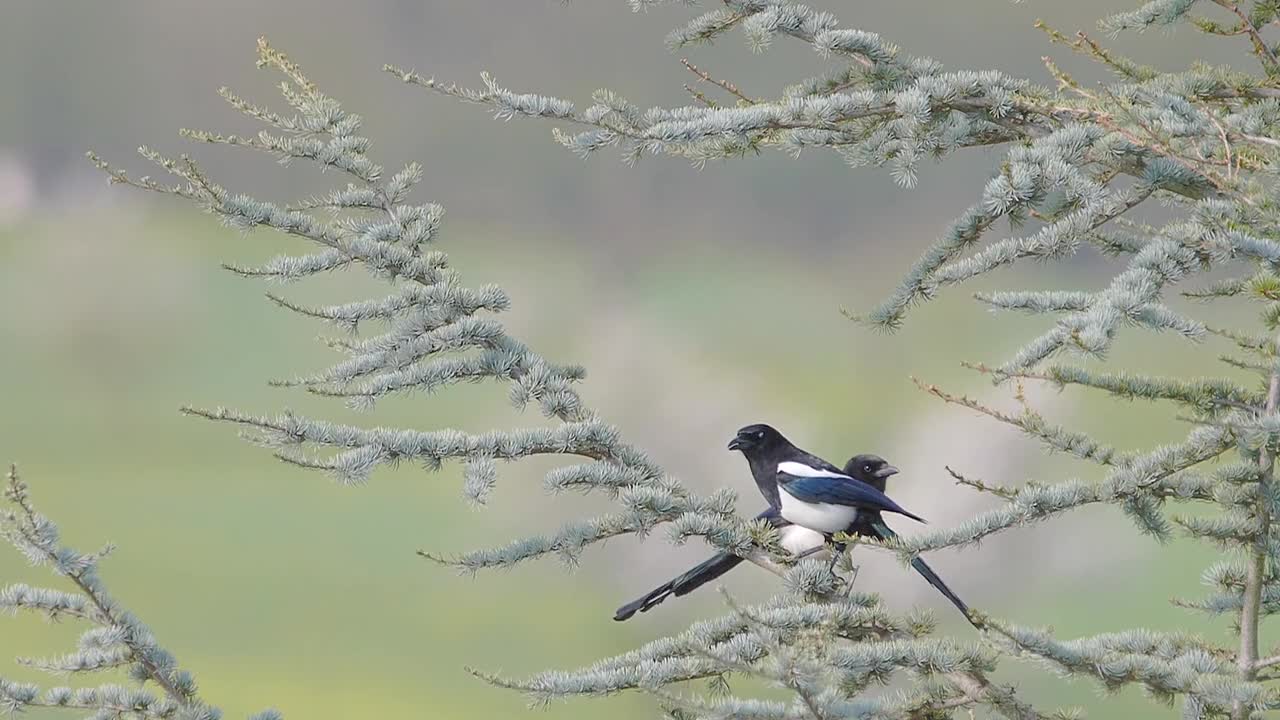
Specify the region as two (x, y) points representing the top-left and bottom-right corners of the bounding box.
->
(840, 453), (975, 627)
(728, 424), (925, 533)
(613, 451), (974, 626)
(612, 507), (825, 621)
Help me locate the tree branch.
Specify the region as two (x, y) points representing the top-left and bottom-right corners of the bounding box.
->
(1234, 333), (1280, 719)
(1255, 654), (1280, 671)
(1211, 0), (1280, 70)
(2, 466), (207, 714)
(680, 58), (755, 105)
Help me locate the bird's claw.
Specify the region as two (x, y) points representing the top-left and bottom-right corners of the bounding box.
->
(841, 565), (861, 597)
(825, 564), (860, 597)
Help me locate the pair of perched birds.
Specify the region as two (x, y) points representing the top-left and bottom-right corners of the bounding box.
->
(615, 424), (974, 626)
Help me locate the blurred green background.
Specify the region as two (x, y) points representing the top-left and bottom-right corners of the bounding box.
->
(0, 1), (1270, 718)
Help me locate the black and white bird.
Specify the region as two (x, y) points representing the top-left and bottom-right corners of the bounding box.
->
(839, 453), (974, 626)
(614, 443), (974, 626)
(728, 423), (925, 533)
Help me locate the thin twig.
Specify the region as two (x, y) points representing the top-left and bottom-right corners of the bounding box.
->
(946, 466), (1019, 500)
(683, 83), (718, 108)
(1210, 114), (1235, 180)
(1239, 132), (1280, 148)
(1211, 0), (1280, 69)
(680, 58), (755, 104)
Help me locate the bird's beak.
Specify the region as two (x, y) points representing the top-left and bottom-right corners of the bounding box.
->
(875, 465), (900, 479)
(727, 438), (744, 451)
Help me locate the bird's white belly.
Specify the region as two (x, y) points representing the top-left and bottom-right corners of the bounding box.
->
(777, 524), (826, 555)
(779, 490), (859, 533)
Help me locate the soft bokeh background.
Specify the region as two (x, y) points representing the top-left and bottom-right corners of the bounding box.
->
(0, 2), (1269, 718)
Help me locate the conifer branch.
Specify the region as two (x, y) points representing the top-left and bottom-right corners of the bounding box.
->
(1234, 332), (1280, 718)
(895, 424), (1235, 554)
(92, 38), (856, 664)
(0, 466), (271, 718)
(1255, 654), (1280, 671)
(986, 619), (1260, 715)
(475, 579), (1052, 719)
(1209, 0), (1280, 70)
(912, 376), (1123, 466)
(72, 6), (1280, 715)
(945, 466), (1019, 500)
(681, 58), (755, 105)
(3, 469), (191, 708)
(973, 362), (1264, 416)
(1035, 21), (1156, 81)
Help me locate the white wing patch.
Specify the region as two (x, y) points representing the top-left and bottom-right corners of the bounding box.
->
(777, 461), (850, 479)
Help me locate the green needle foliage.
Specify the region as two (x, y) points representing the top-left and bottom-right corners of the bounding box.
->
(81, 37), (1042, 719)
(9, 0), (1280, 718)
(381, 1), (1280, 718)
(1, 465), (277, 720)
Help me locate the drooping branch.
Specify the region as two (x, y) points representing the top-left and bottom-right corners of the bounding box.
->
(95, 40), (829, 586)
(78, 4), (1280, 715)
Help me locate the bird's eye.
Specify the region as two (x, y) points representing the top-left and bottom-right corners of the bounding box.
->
(755, 431), (764, 439)
(863, 464), (872, 472)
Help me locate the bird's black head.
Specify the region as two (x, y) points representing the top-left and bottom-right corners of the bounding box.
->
(843, 454), (899, 488)
(728, 423), (788, 457)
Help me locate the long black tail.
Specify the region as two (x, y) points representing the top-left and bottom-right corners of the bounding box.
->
(909, 556), (976, 626)
(872, 521), (977, 628)
(614, 552), (745, 621)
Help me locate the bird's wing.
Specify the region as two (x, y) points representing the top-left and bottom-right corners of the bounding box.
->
(779, 467), (927, 524)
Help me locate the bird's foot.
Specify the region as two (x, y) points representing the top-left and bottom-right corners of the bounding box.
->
(841, 565), (861, 597)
